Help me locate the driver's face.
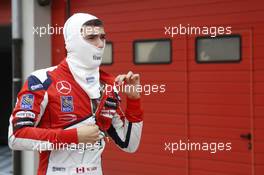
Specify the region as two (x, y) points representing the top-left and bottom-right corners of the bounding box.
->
(81, 25), (106, 48)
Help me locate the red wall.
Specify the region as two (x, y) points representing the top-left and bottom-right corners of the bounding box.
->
(52, 0), (264, 174)
(0, 0), (11, 25)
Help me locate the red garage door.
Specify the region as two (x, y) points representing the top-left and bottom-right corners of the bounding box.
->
(51, 0), (264, 174)
(186, 29), (254, 174)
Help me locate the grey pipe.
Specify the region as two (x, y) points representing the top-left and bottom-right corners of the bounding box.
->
(11, 0), (22, 174)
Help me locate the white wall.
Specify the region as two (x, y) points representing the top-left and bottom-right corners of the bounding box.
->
(21, 0), (51, 175)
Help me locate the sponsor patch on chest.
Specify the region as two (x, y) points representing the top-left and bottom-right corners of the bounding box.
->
(61, 96), (74, 112)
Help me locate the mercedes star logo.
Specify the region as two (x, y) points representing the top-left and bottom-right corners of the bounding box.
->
(56, 81), (72, 95)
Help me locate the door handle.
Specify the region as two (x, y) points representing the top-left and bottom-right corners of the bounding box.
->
(240, 133), (252, 150)
(240, 133), (251, 140)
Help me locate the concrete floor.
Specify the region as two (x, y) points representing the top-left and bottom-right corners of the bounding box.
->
(0, 146), (12, 175)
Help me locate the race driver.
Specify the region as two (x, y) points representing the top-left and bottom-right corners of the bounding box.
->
(8, 13), (143, 175)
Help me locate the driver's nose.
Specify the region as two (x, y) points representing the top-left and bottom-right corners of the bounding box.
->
(96, 38), (104, 48)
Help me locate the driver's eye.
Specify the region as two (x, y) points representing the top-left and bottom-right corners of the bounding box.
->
(100, 35), (106, 39)
(86, 35), (96, 40)
(84, 35), (106, 41)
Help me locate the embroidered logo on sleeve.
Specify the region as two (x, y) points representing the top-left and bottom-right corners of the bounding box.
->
(61, 96), (74, 112)
(16, 111), (36, 119)
(21, 94), (34, 110)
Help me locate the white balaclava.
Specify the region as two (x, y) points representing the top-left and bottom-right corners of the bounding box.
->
(63, 13), (105, 99)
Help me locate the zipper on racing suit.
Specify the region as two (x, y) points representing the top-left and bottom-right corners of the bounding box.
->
(90, 86), (109, 141)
